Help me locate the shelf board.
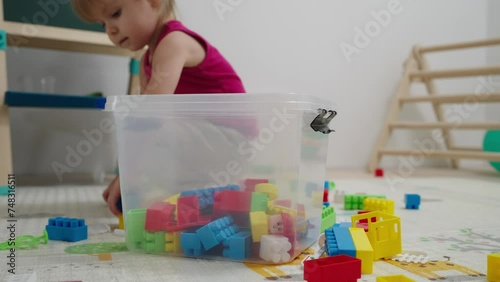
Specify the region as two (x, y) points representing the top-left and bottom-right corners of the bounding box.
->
(1, 21), (141, 57)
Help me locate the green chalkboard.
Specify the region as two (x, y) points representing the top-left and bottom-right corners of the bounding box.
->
(3, 0), (103, 32)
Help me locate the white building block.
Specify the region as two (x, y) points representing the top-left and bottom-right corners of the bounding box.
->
(259, 235), (292, 263)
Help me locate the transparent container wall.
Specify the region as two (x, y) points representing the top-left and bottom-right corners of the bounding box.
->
(111, 94), (332, 264)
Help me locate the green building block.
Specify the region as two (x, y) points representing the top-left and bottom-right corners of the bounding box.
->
(344, 194), (386, 210)
(251, 192), (268, 212)
(126, 209), (146, 249)
(144, 231), (166, 253)
(320, 206), (336, 233)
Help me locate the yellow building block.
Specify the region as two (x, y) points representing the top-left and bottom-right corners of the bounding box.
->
(488, 253), (500, 282)
(312, 191), (324, 208)
(118, 215), (124, 230)
(377, 275), (415, 282)
(164, 193), (180, 205)
(351, 211), (402, 260)
(255, 183), (278, 200)
(267, 203), (297, 217)
(165, 232), (182, 253)
(349, 227), (374, 274)
(249, 211), (269, 242)
(363, 198), (395, 215)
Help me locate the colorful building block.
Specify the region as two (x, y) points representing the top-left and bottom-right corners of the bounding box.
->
(344, 194), (386, 210)
(304, 255), (361, 282)
(375, 168), (384, 177)
(45, 217), (88, 242)
(181, 232), (205, 256)
(222, 231), (252, 260)
(259, 235), (291, 263)
(214, 190), (252, 213)
(349, 227), (373, 274)
(320, 206), (336, 233)
(255, 183), (278, 200)
(196, 216), (239, 250)
(351, 211), (402, 260)
(363, 198), (395, 215)
(405, 194), (421, 210)
(488, 253), (500, 282)
(249, 211), (268, 242)
(244, 178), (268, 192)
(118, 215), (124, 230)
(324, 226), (356, 257)
(165, 232), (182, 253)
(376, 274), (415, 282)
(126, 209), (146, 249)
(250, 192), (268, 212)
(180, 184), (240, 210)
(145, 201), (176, 231)
(144, 231), (166, 253)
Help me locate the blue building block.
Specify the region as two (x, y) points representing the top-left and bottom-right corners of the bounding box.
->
(196, 216), (239, 250)
(45, 217), (87, 242)
(324, 226), (356, 258)
(0, 30), (6, 51)
(181, 232), (206, 256)
(325, 228), (339, 256)
(222, 231), (252, 260)
(180, 184), (240, 209)
(405, 194), (421, 210)
(334, 222), (352, 228)
(333, 226), (356, 258)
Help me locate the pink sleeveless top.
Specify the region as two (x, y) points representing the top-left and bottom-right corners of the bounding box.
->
(143, 21), (256, 138)
(143, 20), (246, 94)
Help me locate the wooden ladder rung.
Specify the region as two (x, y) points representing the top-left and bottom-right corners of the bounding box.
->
(400, 93), (500, 103)
(379, 149), (500, 161)
(449, 146), (482, 152)
(410, 66), (500, 79)
(418, 38), (500, 53)
(389, 122), (500, 130)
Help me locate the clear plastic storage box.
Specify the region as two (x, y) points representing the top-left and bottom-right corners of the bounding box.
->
(105, 93), (336, 264)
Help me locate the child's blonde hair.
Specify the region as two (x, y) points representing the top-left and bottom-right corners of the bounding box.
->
(72, 0), (176, 22)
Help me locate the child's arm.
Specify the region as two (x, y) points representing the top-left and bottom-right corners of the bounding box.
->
(142, 31), (206, 94)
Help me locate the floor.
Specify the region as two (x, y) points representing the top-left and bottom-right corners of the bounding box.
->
(1, 168), (499, 282)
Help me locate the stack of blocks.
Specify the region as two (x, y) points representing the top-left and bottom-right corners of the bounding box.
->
(125, 181), (309, 262)
(344, 194), (386, 210)
(324, 225), (373, 274)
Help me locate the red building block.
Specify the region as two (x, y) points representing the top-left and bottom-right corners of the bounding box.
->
(145, 201), (176, 231)
(177, 195), (200, 225)
(214, 190), (252, 213)
(304, 255), (361, 282)
(243, 178), (268, 192)
(375, 168), (384, 177)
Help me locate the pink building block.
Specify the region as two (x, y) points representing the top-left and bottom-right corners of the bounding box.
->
(214, 190), (252, 213)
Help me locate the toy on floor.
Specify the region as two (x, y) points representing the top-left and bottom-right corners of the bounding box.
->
(488, 253), (500, 282)
(376, 274), (415, 282)
(0, 230), (49, 250)
(303, 254), (361, 282)
(405, 194), (421, 210)
(374, 168), (384, 177)
(483, 130), (500, 172)
(45, 217), (88, 242)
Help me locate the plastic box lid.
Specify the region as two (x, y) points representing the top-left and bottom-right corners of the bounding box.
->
(104, 93), (335, 114)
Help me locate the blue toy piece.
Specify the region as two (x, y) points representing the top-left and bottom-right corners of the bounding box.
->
(45, 217), (88, 242)
(196, 216), (239, 250)
(222, 231), (252, 260)
(405, 194), (421, 210)
(181, 232), (206, 256)
(180, 185), (240, 210)
(484, 130), (500, 172)
(325, 226), (356, 257)
(325, 228), (339, 256)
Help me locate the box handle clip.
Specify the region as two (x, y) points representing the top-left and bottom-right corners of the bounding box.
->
(310, 109), (336, 134)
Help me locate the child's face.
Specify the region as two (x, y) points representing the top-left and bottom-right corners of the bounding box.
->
(93, 0), (161, 51)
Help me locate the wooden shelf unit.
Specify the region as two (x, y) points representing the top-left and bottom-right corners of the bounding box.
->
(0, 1), (143, 185)
(368, 38), (500, 172)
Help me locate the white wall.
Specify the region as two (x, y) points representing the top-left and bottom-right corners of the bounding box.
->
(7, 0), (495, 179)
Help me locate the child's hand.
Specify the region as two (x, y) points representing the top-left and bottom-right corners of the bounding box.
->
(102, 175), (122, 216)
